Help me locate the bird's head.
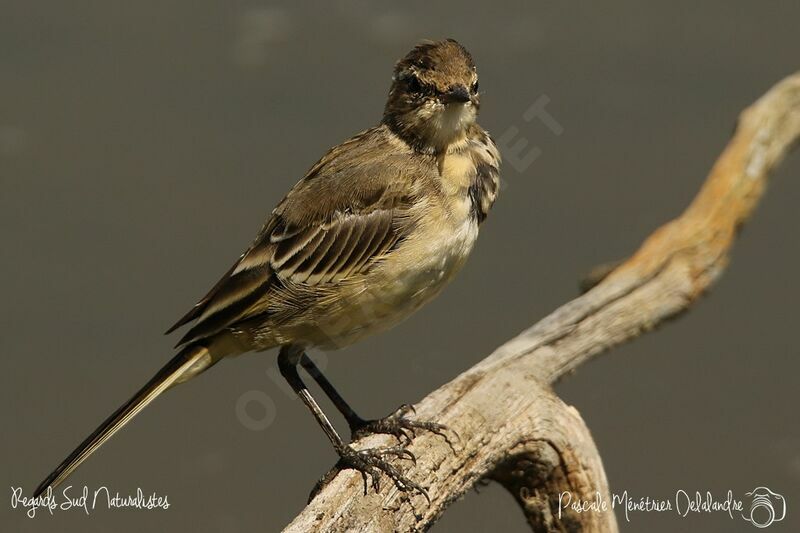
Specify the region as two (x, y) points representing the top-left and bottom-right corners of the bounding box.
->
(383, 39), (480, 153)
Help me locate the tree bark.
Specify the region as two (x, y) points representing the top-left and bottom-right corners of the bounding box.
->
(284, 72), (800, 532)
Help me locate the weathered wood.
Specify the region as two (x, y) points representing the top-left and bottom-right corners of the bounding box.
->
(284, 72), (800, 532)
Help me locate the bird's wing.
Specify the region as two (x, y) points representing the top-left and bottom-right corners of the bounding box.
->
(167, 126), (426, 346)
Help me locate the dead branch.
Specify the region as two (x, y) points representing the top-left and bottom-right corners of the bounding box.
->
(284, 72), (800, 532)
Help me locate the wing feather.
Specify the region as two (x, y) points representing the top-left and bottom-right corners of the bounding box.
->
(340, 211), (393, 279)
(272, 226), (323, 269)
(293, 224), (340, 284)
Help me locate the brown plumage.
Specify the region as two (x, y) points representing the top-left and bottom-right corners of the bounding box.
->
(34, 38), (501, 499)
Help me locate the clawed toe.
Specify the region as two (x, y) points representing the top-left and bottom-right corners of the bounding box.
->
(351, 405), (453, 447)
(308, 404), (457, 502)
(337, 445), (429, 501)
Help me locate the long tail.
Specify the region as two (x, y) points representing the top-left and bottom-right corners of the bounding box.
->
(33, 344), (214, 498)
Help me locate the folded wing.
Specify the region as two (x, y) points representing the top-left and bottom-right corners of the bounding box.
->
(166, 126), (424, 346)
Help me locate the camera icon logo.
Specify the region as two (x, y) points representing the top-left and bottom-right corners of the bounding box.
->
(742, 487), (786, 528)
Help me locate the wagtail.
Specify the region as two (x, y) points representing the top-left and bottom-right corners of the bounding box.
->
(34, 38), (501, 498)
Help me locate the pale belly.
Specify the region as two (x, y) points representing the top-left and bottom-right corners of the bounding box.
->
(309, 216), (479, 350)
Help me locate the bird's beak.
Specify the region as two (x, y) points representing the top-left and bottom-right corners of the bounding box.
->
(443, 85), (471, 104)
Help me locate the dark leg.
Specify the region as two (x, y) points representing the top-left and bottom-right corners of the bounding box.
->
(278, 346), (345, 450)
(299, 353), (367, 434)
(278, 346), (425, 499)
(299, 352), (451, 446)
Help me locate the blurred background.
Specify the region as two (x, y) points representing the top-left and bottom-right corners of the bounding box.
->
(2, 2), (798, 531)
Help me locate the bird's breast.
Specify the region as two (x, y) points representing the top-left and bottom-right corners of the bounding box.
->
(311, 205), (478, 350)
(291, 131), (499, 350)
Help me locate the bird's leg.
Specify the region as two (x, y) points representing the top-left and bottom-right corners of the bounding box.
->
(299, 352), (451, 447)
(298, 352), (368, 435)
(278, 346), (425, 500)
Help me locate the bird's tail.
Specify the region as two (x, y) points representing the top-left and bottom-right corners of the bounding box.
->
(32, 344), (216, 498)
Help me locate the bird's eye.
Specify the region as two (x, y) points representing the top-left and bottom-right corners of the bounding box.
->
(471, 81), (479, 93)
(406, 76), (423, 94)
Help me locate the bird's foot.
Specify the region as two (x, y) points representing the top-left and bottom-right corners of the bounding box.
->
(309, 444), (427, 502)
(351, 404), (450, 445)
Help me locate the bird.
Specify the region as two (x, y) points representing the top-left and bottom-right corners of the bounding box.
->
(33, 38), (501, 499)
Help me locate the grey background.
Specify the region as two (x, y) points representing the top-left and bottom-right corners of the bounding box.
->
(2, 2), (798, 532)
